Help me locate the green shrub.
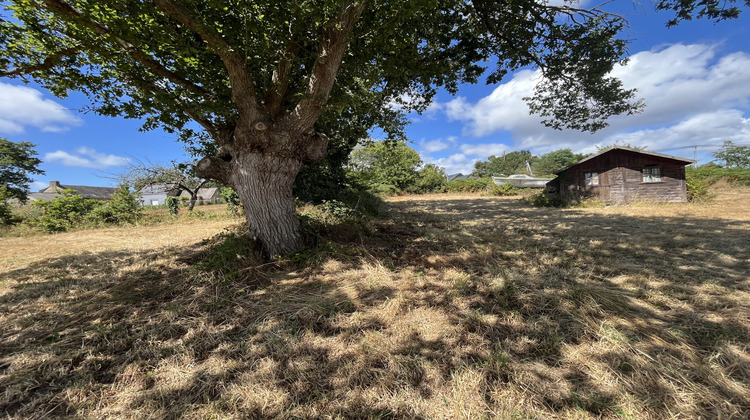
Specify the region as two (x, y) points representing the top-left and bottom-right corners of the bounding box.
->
(445, 178), (494, 193)
(0, 187), (16, 226)
(194, 227), (260, 282)
(490, 183), (519, 196)
(686, 166), (750, 186)
(686, 174), (714, 202)
(183, 209), (216, 220)
(526, 192), (566, 208)
(410, 163), (447, 194)
(86, 184), (142, 226)
(165, 196), (180, 215)
(367, 182), (399, 196)
(296, 171), (383, 218)
(220, 187), (241, 216)
(32, 190), (102, 232)
(300, 199), (361, 226)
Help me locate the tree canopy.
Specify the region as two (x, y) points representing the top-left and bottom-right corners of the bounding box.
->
(350, 141), (423, 193)
(0, 137), (45, 202)
(472, 148), (590, 177)
(531, 149), (589, 176)
(473, 150), (534, 177)
(1, 0), (746, 256)
(713, 140), (750, 168)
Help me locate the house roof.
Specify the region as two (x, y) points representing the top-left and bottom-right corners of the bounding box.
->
(178, 187), (220, 199)
(42, 183), (117, 199)
(554, 146), (696, 174)
(138, 183), (181, 195)
(27, 192), (59, 202)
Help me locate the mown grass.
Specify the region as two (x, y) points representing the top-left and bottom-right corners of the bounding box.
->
(1, 187), (749, 419)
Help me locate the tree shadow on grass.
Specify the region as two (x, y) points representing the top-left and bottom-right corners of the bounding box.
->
(0, 196), (749, 418)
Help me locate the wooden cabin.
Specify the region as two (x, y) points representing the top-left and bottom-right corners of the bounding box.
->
(545, 147), (695, 204)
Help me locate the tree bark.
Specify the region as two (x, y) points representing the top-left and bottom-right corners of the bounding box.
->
(196, 129), (329, 258)
(230, 152), (304, 258)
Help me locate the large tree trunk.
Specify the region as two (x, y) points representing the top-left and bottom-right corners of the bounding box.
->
(196, 129), (328, 258)
(231, 152), (303, 257)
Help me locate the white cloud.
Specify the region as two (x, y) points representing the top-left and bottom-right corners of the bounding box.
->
(419, 136), (458, 153)
(444, 69), (542, 137)
(611, 110), (750, 150)
(0, 83), (82, 134)
(460, 143), (509, 157)
(31, 181), (49, 192)
(437, 43), (750, 155)
(423, 153), (477, 175)
(421, 139), (450, 153)
(45, 147), (130, 169)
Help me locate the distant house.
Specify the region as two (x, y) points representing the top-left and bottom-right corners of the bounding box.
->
(545, 147), (695, 204)
(447, 173), (469, 182)
(137, 184), (182, 206)
(31, 181), (117, 201)
(178, 187), (220, 203)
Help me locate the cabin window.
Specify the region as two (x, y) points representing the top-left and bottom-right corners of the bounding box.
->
(642, 167), (661, 183)
(584, 172), (599, 186)
(151, 199), (159, 206)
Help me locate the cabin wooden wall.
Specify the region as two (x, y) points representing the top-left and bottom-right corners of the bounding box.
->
(552, 149), (688, 204)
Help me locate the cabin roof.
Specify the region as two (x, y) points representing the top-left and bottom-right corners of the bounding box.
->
(554, 146), (696, 174)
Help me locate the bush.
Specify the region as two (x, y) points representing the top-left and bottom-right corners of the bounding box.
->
(0, 187), (16, 226)
(686, 166), (750, 186)
(220, 187), (241, 216)
(409, 164), (447, 194)
(526, 192), (566, 208)
(165, 196), (180, 215)
(85, 184), (142, 226)
(445, 178), (494, 193)
(296, 171), (383, 219)
(32, 190), (102, 232)
(686, 174), (714, 202)
(490, 183), (519, 196)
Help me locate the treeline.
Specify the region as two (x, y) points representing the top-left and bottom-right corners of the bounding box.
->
(473, 149), (589, 177)
(346, 142), (591, 197)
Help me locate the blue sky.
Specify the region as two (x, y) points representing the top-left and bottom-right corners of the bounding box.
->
(2, 0), (750, 189)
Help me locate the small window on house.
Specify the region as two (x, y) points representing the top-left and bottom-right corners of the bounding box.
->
(642, 167), (661, 183)
(151, 199), (159, 206)
(584, 172), (599, 186)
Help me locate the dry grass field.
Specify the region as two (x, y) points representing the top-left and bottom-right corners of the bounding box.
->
(1, 187), (749, 419)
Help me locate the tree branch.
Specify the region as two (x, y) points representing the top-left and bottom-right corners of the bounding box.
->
(0, 46), (78, 77)
(37, 0), (214, 101)
(195, 156), (232, 185)
(280, 0), (367, 132)
(264, 39), (300, 119)
(153, 0), (261, 124)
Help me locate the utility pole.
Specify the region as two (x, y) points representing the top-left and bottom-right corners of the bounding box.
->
(693, 145), (698, 166)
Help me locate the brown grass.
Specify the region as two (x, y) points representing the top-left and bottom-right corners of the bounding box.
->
(1, 187), (749, 419)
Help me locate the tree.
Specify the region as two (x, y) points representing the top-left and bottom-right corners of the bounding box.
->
(596, 142), (647, 152)
(350, 141), (423, 193)
(2, 1), (745, 256)
(414, 163), (447, 194)
(473, 150), (534, 177)
(0, 137), (45, 203)
(713, 140), (750, 168)
(119, 160), (208, 211)
(87, 184), (142, 225)
(531, 149), (589, 176)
